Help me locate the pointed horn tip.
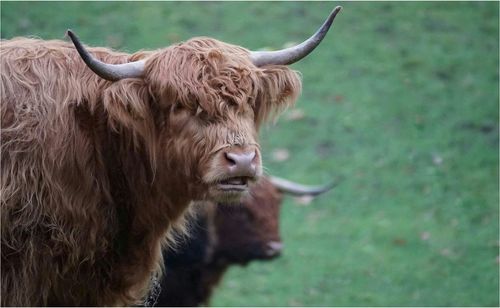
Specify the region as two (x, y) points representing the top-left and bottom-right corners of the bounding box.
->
(309, 176), (344, 196)
(323, 181), (339, 192)
(329, 6), (342, 19)
(66, 30), (79, 44)
(308, 181), (338, 196)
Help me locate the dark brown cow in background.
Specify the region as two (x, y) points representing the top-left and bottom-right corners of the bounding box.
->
(1, 7), (341, 306)
(149, 176), (336, 307)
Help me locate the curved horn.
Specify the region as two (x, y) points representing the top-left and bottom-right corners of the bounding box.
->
(250, 6), (342, 67)
(66, 30), (145, 81)
(268, 176), (339, 196)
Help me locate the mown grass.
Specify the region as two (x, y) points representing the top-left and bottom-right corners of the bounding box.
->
(1, 2), (498, 306)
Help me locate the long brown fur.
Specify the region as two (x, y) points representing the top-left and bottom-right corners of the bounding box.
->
(0, 36), (300, 306)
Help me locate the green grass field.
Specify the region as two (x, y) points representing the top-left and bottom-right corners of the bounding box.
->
(1, 2), (498, 306)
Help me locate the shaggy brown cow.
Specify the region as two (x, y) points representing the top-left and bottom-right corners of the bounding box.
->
(0, 7), (341, 306)
(150, 176), (336, 307)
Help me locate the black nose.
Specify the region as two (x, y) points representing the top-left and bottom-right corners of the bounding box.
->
(224, 150), (257, 177)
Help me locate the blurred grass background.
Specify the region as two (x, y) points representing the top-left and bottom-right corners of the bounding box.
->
(1, 1), (498, 306)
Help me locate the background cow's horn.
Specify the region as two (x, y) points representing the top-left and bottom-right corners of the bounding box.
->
(66, 30), (145, 81)
(250, 6), (342, 67)
(268, 176), (339, 196)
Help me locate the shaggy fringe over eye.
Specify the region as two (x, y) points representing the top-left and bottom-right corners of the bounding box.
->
(144, 38), (302, 125)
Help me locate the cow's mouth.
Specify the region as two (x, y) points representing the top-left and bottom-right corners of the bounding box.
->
(216, 177), (251, 192)
(206, 173), (260, 203)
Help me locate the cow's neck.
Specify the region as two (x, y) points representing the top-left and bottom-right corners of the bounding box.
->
(101, 120), (194, 304)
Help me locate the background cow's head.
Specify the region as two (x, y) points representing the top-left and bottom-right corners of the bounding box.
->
(67, 7), (341, 203)
(212, 177), (284, 263)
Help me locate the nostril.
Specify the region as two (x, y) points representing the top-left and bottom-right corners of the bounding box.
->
(224, 152), (237, 166)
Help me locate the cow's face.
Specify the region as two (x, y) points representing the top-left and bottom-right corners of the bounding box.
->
(213, 177), (283, 264)
(144, 39), (300, 203)
(163, 106), (261, 203)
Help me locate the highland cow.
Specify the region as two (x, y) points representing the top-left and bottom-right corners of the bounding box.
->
(0, 7), (341, 306)
(151, 176), (336, 307)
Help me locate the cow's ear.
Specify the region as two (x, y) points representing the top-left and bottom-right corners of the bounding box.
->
(103, 79), (156, 138)
(255, 66), (302, 125)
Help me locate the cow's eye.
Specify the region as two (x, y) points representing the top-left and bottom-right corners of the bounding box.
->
(194, 108), (214, 124)
(171, 103), (185, 114)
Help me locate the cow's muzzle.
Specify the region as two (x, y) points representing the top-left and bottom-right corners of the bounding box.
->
(206, 145), (261, 201)
(215, 149), (257, 192)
